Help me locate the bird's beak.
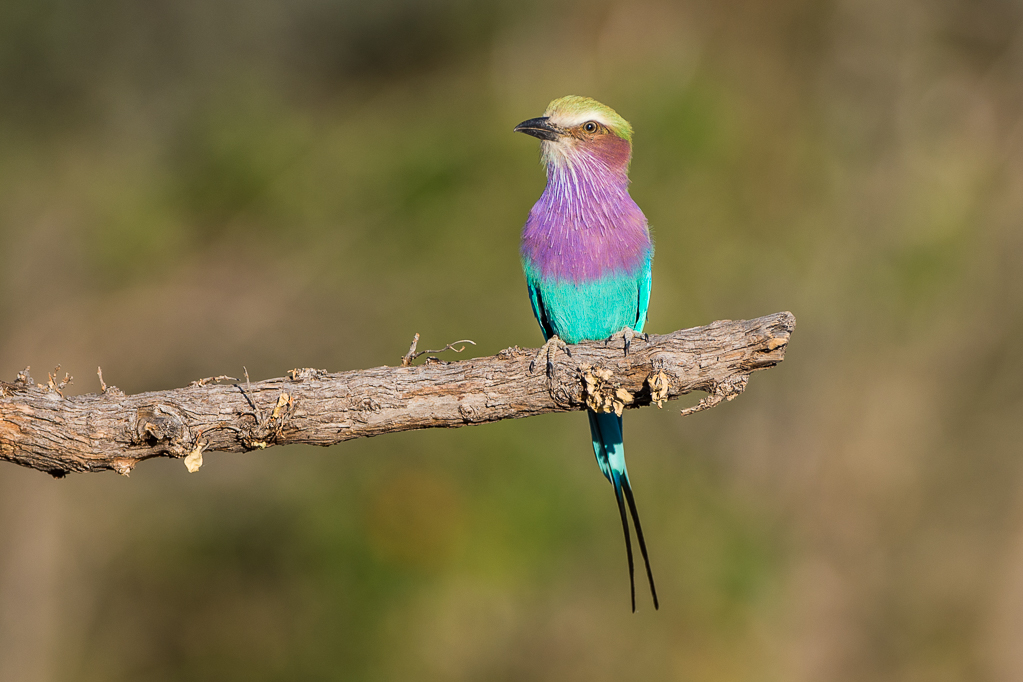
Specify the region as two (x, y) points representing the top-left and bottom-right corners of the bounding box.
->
(514, 116), (562, 141)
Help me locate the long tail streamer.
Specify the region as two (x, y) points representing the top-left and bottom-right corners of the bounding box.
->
(589, 410), (658, 611)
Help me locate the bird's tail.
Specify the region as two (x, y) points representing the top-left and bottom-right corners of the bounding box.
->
(587, 409), (659, 612)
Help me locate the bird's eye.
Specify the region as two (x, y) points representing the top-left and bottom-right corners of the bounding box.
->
(583, 121), (598, 133)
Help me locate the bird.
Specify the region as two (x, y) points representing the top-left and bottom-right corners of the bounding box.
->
(514, 96), (657, 611)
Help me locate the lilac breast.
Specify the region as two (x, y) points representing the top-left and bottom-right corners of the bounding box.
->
(521, 154), (651, 284)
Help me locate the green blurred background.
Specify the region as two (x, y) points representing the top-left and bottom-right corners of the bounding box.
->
(1, 0), (1022, 679)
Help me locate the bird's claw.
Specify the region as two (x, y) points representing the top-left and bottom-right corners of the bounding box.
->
(606, 327), (643, 357)
(530, 335), (571, 378)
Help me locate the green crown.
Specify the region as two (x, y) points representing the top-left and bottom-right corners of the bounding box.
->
(544, 96), (633, 142)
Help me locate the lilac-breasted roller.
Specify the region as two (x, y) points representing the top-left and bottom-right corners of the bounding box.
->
(515, 96), (657, 611)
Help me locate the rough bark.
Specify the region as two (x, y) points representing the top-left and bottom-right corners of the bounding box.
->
(0, 312), (795, 477)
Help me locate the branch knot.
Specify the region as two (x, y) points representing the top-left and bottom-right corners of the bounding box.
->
(134, 404), (190, 455)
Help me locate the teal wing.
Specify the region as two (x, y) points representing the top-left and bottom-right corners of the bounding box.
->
(634, 257), (652, 334)
(526, 279), (553, 341)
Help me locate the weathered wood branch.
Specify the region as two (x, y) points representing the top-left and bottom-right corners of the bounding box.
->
(0, 312), (794, 477)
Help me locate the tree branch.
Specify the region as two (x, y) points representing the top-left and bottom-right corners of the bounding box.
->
(0, 312), (795, 477)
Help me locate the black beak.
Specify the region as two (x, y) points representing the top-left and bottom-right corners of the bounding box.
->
(514, 116), (562, 141)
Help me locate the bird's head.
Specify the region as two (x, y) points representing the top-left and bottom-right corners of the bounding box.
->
(514, 95), (633, 172)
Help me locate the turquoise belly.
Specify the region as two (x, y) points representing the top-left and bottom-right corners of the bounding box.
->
(527, 271), (643, 344)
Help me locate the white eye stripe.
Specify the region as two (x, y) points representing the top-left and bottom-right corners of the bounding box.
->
(547, 110), (615, 129)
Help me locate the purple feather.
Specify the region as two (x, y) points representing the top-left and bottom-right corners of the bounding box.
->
(521, 136), (651, 283)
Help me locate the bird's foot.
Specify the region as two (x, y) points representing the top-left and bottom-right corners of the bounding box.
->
(529, 335), (571, 378)
(605, 327), (646, 357)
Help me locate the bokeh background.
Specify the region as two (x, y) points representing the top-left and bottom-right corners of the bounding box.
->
(1, 0), (1022, 680)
